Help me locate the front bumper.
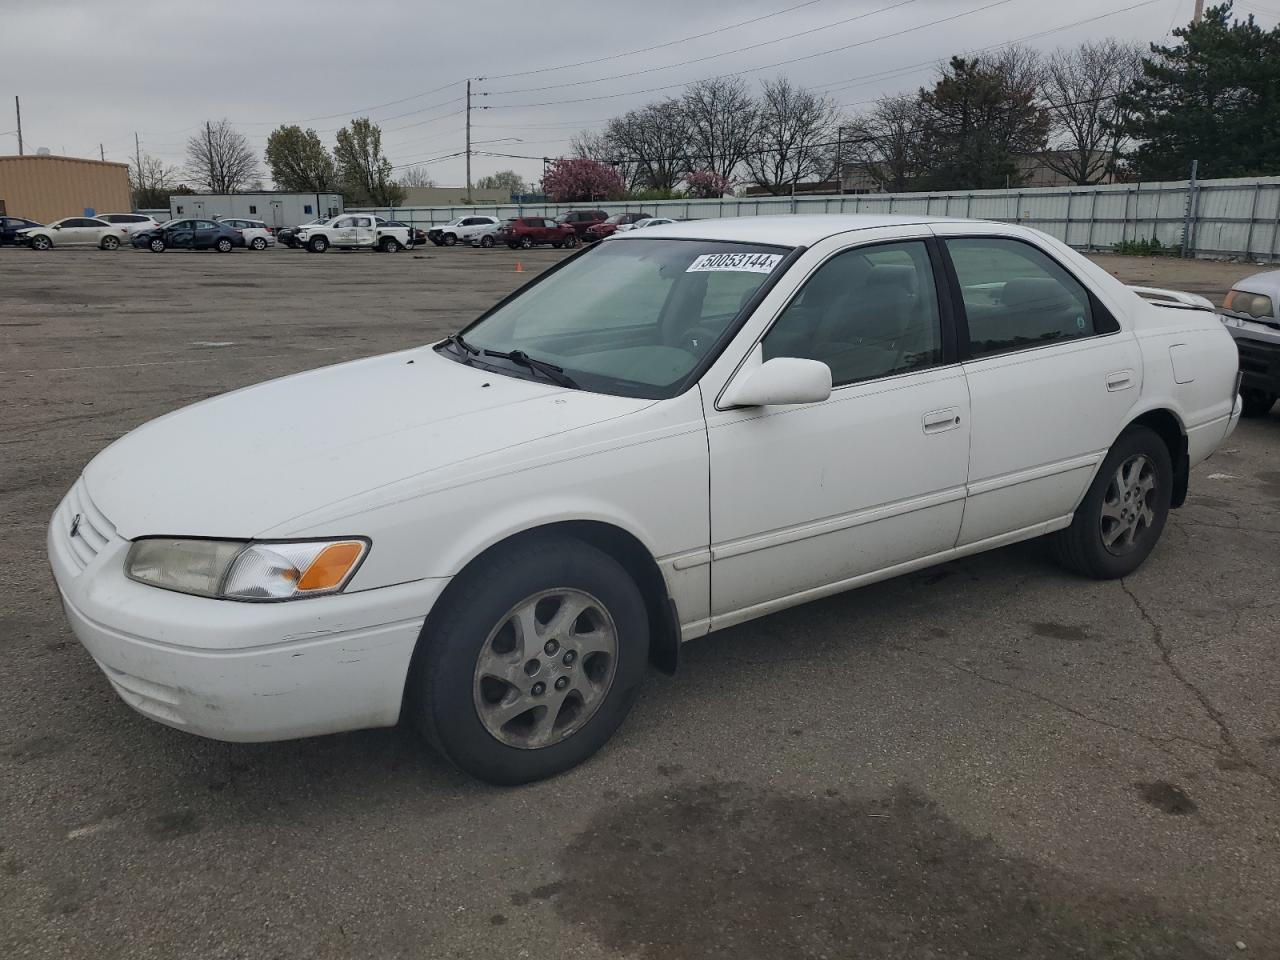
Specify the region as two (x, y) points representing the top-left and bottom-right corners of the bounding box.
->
(47, 480), (447, 742)
(1226, 325), (1280, 393)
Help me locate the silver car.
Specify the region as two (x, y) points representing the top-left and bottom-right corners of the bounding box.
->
(1219, 269), (1280, 418)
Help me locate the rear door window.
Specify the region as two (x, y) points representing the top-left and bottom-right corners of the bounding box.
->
(945, 238), (1106, 358)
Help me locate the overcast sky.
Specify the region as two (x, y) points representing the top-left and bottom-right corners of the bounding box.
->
(3, 0), (1272, 189)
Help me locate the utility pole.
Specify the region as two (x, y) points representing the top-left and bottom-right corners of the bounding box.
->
(1193, 0), (1204, 23)
(99, 143), (104, 162)
(14, 96), (23, 155)
(466, 79), (472, 204)
(134, 132), (142, 178)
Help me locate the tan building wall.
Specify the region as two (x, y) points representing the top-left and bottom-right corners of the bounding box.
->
(401, 186), (510, 206)
(0, 155), (133, 222)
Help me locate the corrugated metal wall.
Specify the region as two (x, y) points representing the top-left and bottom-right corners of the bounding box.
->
(352, 175), (1280, 262)
(0, 155), (132, 223)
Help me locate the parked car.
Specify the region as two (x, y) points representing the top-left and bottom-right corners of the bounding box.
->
(0, 216), (42, 245)
(383, 220), (424, 248)
(218, 218), (275, 251)
(47, 215), (1241, 785)
(554, 209), (608, 237)
(278, 218), (328, 249)
(619, 217), (677, 232)
(132, 219), (246, 253)
(470, 220), (503, 248)
(20, 216), (129, 251)
(584, 212), (653, 242)
(97, 213), (161, 237)
(494, 216), (577, 249)
(295, 214), (411, 253)
(1218, 269), (1280, 418)
(429, 216), (501, 246)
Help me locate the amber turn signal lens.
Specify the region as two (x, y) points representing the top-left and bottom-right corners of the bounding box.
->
(296, 542), (365, 591)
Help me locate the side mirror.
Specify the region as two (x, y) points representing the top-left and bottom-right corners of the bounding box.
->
(722, 348), (832, 408)
(52, 224), (62, 230)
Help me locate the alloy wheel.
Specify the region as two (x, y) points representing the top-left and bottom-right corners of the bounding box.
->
(1101, 454), (1157, 555)
(472, 589), (619, 750)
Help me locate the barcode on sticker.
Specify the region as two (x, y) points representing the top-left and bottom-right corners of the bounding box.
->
(686, 252), (783, 274)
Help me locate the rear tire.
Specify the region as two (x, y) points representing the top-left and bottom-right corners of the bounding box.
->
(250, 237), (267, 251)
(215, 237), (233, 253)
(563, 234), (578, 249)
(520, 235), (533, 249)
(100, 235), (120, 251)
(1240, 389), (1276, 418)
(1049, 425), (1172, 579)
(380, 237), (401, 253)
(480, 235), (495, 248)
(408, 536), (648, 785)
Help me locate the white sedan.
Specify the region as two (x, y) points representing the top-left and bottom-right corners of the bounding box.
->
(617, 216), (677, 232)
(21, 216), (130, 250)
(218, 218), (276, 250)
(48, 214), (1241, 784)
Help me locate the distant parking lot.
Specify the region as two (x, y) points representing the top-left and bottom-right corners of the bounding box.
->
(2, 243), (1278, 959)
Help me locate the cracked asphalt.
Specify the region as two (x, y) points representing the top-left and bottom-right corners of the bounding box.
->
(1, 244), (1278, 959)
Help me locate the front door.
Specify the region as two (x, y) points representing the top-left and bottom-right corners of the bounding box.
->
(704, 235), (970, 625)
(931, 224), (1142, 545)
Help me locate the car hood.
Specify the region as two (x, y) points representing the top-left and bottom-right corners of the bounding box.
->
(84, 346), (653, 540)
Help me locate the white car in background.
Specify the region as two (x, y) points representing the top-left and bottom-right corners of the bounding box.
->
(430, 215), (501, 246)
(617, 217), (678, 232)
(47, 215), (1240, 785)
(469, 220), (503, 247)
(20, 216), (129, 250)
(218, 218), (276, 251)
(97, 213), (161, 237)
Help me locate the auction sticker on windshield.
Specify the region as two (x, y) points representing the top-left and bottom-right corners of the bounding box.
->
(686, 252), (783, 273)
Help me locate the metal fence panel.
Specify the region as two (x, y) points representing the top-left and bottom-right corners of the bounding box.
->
(352, 175), (1280, 261)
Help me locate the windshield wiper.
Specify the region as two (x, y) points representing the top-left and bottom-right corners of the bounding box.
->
(482, 348), (579, 388)
(443, 333), (479, 358)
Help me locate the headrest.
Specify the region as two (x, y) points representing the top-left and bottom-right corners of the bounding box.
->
(1002, 276), (1072, 311)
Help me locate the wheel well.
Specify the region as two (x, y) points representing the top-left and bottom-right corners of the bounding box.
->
(429, 522), (680, 676)
(1127, 408), (1189, 507)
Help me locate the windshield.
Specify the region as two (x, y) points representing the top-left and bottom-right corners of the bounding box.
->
(604, 215), (625, 224)
(445, 239), (792, 399)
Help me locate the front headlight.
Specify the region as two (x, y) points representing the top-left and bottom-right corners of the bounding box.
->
(126, 538), (368, 601)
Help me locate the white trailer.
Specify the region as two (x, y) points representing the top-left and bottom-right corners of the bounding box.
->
(167, 193), (343, 230)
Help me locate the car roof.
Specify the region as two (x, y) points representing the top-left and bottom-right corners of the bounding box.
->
(610, 213), (973, 246)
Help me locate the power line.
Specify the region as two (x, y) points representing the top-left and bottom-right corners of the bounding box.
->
(483, 0), (924, 96)
(485, 0), (1021, 110)
(485, 0), (833, 80)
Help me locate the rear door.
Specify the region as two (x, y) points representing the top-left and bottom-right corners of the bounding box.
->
(932, 223), (1141, 545)
(194, 220), (220, 248)
(352, 216), (376, 247)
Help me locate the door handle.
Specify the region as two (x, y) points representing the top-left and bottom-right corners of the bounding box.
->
(1106, 369), (1135, 392)
(922, 407), (962, 434)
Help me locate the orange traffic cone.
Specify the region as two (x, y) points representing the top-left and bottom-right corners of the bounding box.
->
(514, 261), (524, 273)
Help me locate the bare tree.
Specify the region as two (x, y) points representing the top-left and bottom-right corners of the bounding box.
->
(682, 77), (758, 184)
(604, 101), (690, 193)
(571, 128), (640, 192)
(1041, 39), (1145, 185)
(129, 152), (181, 208)
(397, 165), (437, 189)
(844, 94), (926, 193)
(184, 119), (261, 193)
(744, 78), (839, 195)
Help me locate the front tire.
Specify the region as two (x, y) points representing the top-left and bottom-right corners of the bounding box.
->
(563, 234), (578, 249)
(1050, 425), (1172, 579)
(409, 536), (648, 785)
(308, 236), (328, 253)
(443, 233), (457, 246)
(31, 235), (51, 251)
(1240, 389), (1276, 418)
(520, 235), (533, 250)
(148, 237), (165, 253)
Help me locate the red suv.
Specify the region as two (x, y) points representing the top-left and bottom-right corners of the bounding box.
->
(495, 217), (578, 250)
(554, 209), (608, 237)
(584, 212), (652, 242)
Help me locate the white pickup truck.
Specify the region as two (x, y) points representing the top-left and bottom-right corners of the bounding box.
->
(296, 215), (412, 253)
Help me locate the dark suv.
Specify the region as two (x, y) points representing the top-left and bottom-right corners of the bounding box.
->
(584, 212), (652, 242)
(554, 209), (608, 238)
(494, 217), (578, 250)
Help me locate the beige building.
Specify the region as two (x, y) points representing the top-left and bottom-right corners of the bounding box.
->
(401, 186), (510, 206)
(0, 154), (132, 223)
